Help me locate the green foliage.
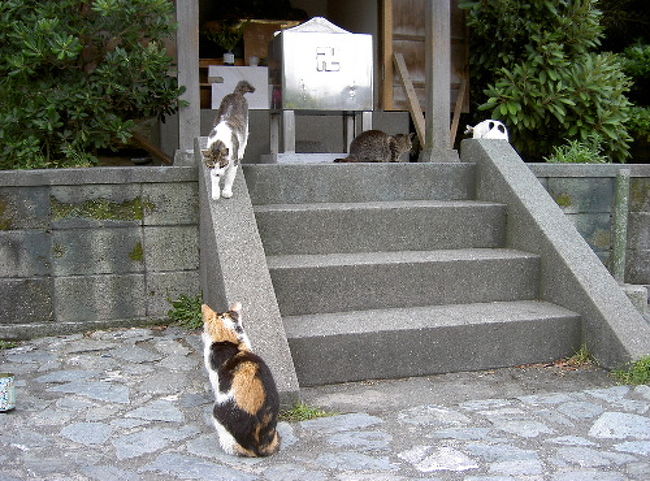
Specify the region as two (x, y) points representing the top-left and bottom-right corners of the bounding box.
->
(167, 294), (203, 330)
(0, 0), (184, 169)
(544, 133), (609, 164)
(627, 106), (650, 142)
(279, 402), (336, 422)
(619, 43), (650, 147)
(460, 0), (633, 162)
(202, 21), (246, 53)
(0, 340), (19, 350)
(613, 356), (650, 385)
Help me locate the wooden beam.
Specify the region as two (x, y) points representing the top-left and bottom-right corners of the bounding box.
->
(393, 53), (425, 148)
(450, 76), (467, 147)
(176, 0), (200, 161)
(132, 132), (172, 165)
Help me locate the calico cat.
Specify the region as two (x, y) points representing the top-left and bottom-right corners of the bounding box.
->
(201, 302), (281, 457)
(204, 80), (255, 200)
(334, 130), (414, 163)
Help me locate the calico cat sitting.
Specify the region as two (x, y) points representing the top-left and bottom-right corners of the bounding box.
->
(204, 80), (255, 200)
(334, 129), (414, 163)
(201, 302), (281, 457)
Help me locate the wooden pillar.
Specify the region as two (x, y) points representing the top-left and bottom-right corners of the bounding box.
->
(175, 0), (200, 163)
(419, 0), (458, 162)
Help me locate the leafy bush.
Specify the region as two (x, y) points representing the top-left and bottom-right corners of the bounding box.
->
(544, 134), (608, 164)
(0, 0), (183, 169)
(460, 0), (633, 162)
(628, 106), (650, 142)
(167, 294), (203, 330)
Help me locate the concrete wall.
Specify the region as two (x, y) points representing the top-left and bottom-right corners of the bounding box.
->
(530, 164), (650, 298)
(0, 167), (200, 339)
(1, 162), (647, 339)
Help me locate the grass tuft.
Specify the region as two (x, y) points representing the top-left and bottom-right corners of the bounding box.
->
(279, 402), (337, 422)
(613, 356), (650, 385)
(0, 340), (19, 350)
(565, 343), (595, 368)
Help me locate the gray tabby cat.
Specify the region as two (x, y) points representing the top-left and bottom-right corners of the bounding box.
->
(204, 80), (255, 200)
(334, 130), (414, 163)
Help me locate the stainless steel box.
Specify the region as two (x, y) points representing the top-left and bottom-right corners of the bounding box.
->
(269, 17), (373, 111)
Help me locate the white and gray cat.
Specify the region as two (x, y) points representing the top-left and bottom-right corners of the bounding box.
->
(334, 129), (414, 163)
(204, 80), (255, 200)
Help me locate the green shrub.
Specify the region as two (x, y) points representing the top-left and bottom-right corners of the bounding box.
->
(0, 0), (183, 169)
(167, 294), (203, 330)
(544, 133), (609, 164)
(620, 43), (650, 104)
(628, 106), (650, 142)
(460, 0), (633, 162)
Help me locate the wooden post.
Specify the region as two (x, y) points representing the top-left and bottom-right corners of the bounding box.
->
(419, 0), (458, 162)
(175, 0), (200, 164)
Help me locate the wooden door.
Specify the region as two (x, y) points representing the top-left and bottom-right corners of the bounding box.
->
(381, 0), (469, 112)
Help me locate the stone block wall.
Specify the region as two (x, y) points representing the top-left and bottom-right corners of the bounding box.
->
(0, 167), (199, 339)
(530, 164), (650, 297)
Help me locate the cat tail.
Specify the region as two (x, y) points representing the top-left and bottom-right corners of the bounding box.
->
(257, 430), (281, 456)
(253, 422), (281, 457)
(234, 80), (255, 95)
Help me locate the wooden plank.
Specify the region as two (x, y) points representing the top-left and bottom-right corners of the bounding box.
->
(393, 53), (425, 147)
(450, 76), (467, 146)
(132, 132), (172, 165)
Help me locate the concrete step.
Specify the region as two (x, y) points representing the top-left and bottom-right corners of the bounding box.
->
(254, 200), (507, 255)
(283, 300), (582, 386)
(268, 249), (540, 316)
(243, 163), (475, 204)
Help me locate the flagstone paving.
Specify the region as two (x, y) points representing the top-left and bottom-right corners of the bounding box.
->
(1, 326), (648, 481)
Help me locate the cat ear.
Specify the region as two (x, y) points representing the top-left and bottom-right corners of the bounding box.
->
(229, 302), (242, 313)
(201, 304), (216, 318)
(408, 132), (416, 141)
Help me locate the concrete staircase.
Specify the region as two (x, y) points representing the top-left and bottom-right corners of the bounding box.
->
(244, 163), (582, 387)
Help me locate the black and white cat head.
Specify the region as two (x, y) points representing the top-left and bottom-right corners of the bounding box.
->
(465, 120), (509, 141)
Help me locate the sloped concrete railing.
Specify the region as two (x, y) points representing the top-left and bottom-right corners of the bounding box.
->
(193, 139), (300, 405)
(462, 139), (650, 368)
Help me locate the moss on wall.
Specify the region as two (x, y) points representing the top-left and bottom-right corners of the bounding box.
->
(0, 196), (13, 230)
(52, 244), (66, 258)
(51, 197), (155, 221)
(554, 192), (573, 208)
(129, 241), (144, 262)
(630, 179), (650, 212)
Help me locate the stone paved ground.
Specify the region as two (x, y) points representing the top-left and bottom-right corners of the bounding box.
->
(1, 325), (649, 481)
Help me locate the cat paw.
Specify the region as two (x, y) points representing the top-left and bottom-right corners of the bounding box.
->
(222, 190), (233, 199)
(211, 191), (221, 201)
